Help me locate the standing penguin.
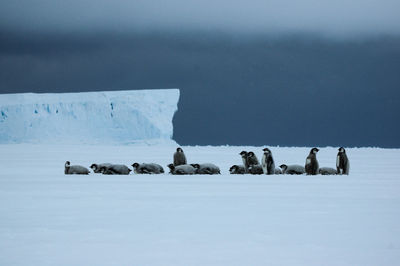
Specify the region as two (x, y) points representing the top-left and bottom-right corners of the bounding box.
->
(305, 148), (319, 175)
(173, 147), (187, 166)
(239, 151), (249, 173)
(336, 147), (350, 175)
(247, 152), (259, 167)
(261, 148), (275, 175)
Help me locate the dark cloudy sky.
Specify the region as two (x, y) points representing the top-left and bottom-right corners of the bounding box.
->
(1, 0), (400, 147)
(1, 0), (400, 36)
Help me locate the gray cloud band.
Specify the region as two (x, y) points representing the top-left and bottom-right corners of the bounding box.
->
(1, 0), (400, 37)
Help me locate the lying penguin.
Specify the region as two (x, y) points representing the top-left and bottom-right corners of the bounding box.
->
(132, 163), (164, 174)
(167, 164), (196, 175)
(319, 167), (337, 175)
(90, 163), (112, 173)
(99, 164), (131, 175)
(65, 161), (90, 175)
(229, 165), (245, 174)
(191, 163), (221, 175)
(279, 164), (305, 175)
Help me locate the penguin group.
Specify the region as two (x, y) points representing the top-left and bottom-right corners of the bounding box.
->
(64, 147), (220, 175)
(65, 147), (349, 175)
(230, 147), (350, 175)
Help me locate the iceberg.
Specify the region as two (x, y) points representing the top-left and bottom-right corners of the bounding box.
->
(0, 89), (180, 144)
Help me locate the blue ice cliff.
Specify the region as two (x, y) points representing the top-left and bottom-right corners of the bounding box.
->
(0, 89), (179, 144)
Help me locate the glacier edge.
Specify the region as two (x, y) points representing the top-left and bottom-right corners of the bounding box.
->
(0, 89), (180, 145)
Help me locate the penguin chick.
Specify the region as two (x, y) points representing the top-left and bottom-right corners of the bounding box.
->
(167, 164), (196, 175)
(248, 164), (263, 175)
(319, 167), (338, 175)
(229, 165), (245, 174)
(132, 163), (164, 174)
(336, 147), (350, 175)
(191, 163), (221, 175)
(65, 161), (90, 175)
(239, 151), (249, 173)
(90, 163), (112, 173)
(173, 147), (187, 166)
(261, 148), (275, 175)
(279, 164), (305, 175)
(305, 148), (319, 175)
(100, 164), (131, 175)
(247, 151), (260, 166)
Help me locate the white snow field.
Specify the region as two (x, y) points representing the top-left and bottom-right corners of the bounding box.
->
(0, 89), (179, 144)
(0, 144), (399, 266)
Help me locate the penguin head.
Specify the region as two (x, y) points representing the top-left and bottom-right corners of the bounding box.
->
(279, 164), (287, 170)
(311, 148), (319, 154)
(167, 164), (175, 171)
(191, 164), (200, 169)
(65, 161), (71, 167)
(248, 151), (255, 157)
(239, 151), (248, 156)
(338, 147), (346, 153)
(90, 163), (97, 170)
(229, 165), (237, 173)
(132, 163), (139, 169)
(176, 147), (183, 152)
(263, 148), (271, 154)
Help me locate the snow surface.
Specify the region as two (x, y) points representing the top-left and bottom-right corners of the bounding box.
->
(0, 89), (179, 144)
(1, 144), (399, 266)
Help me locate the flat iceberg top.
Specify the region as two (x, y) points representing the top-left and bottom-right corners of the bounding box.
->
(0, 89), (179, 104)
(0, 89), (180, 144)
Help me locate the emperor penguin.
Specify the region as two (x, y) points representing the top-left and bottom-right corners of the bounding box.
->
(248, 164), (263, 175)
(100, 164), (131, 175)
(336, 147), (350, 175)
(191, 163), (221, 175)
(90, 163), (112, 173)
(239, 151), (249, 173)
(173, 147), (187, 166)
(261, 148), (275, 175)
(167, 163), (196, 175)
(305, 148), (319, 175)
(319, 167), (337, 175)
(247, 151), (260, 166)
(132, 163), (164, 174)
(64, 161), (90, 175)
(279, 164), (305, 175)
(229, 165), (245, 174)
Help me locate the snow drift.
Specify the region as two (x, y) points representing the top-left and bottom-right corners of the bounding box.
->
(0, 89), (179, 144)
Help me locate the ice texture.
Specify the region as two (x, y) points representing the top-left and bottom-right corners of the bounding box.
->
(0, 89), (179, 144)
(0, 145), (399, 266)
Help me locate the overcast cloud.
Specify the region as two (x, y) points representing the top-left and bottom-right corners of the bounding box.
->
(1, 0), (400, 37)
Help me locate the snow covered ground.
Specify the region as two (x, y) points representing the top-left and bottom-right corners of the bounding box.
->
(0, 144), (399, 266)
